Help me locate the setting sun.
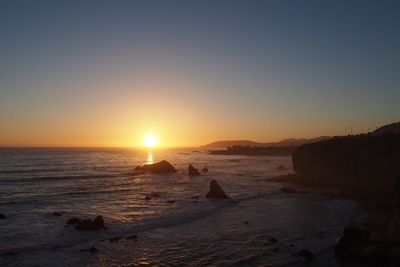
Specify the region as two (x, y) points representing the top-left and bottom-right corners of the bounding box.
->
(144, 134), (158, 147)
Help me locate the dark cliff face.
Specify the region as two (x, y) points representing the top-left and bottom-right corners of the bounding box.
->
(292, 134), (400, 194)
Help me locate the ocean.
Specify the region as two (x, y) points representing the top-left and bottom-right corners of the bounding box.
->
(0, 148), (364, 266)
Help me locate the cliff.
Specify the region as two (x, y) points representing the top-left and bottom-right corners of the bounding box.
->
(292, 134), (400, 195)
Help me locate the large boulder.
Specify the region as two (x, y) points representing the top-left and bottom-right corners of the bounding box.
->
(188, 164), (200, 176)
(135, 160), (177, 174)
(206, 179), (228, 199)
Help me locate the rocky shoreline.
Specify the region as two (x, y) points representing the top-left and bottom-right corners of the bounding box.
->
(272, 132), (400, 265)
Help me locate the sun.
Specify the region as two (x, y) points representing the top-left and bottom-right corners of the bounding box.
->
(144, 134), (158, 148)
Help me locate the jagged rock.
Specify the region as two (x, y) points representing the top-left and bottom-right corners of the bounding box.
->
(188, 164), (200, 176)
(206, 179), (228, 199)
(297, 249), (314, 260)
(76, 215), (105, 230)
(135, 160), (176, 173)
(202, 167), (208, 173)
(0, 213), (6, 219)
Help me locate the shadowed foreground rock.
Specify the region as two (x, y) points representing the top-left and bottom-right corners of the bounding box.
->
(188, 164), (200, 176)
(135, 160), (177, 173)
(206, 179), (228, 199)
(335, 225), (391, 264)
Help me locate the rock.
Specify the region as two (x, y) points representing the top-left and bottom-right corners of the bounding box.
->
(191, 200), (198, 203)
(206, 179), (228, 199)
(297, 249), (314, 261)
(276, 165), (285, 170)
(335, 225), (374, 262)
(76, 215), (105, 230)
(188, 164), (200, 176)
(202, 167), (208, 173)
(269, 237), (278, 243)
(135, 160), (177, 173)
(52, 212), (62, 216)
(80, 246), (98, 253)
(244, 221), (249, 225)
(166, 200), (175, 204)
(0, 213), (6, 219)
(145, 196), (152, 200)
(280, 187), (298, 194)
(126, 234), (138, 240)
(191, 196), (199, 199)
(66, 217), (80, 225)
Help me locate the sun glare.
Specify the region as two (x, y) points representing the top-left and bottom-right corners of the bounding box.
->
(144, 134), (158, 148)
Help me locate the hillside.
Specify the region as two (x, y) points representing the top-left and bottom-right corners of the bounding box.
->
(202, 136), (330, 148)
(372, 121), (400, 135)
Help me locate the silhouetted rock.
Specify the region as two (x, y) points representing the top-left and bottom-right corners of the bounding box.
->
(66, 217), (80, 225)
(0, 213), (6, 219)
(166, 200), (175, 204)
(135, 160), (177, 174)
(188, 164), (200, 176)
(191, 196), (199, 199)
(280, 187), (298, 194)
(335, 225), (370, 261)
(297, 249), (314, 260)
(276, 165), (285, 170)
(206, 179), (228, 199)
(52, 212), (62, 216)
(76, 215), (105, 230)
(202, 166), (208, 173)
(145, 196), (151, 200)
(80, 246), (98, 253)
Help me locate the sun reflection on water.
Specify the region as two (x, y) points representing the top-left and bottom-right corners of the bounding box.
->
(146, 151), (154, 164)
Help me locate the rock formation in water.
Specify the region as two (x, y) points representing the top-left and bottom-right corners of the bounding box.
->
(202, 166), (208, 173)
(188, 164), (200, 176)
(135, 160), (177, 173)
(206, 179), (228, 199)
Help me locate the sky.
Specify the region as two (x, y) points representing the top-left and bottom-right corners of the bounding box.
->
(0, 0), (399, 147)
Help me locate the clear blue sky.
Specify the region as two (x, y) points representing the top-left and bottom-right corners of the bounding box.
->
(0, 0), (399, 147)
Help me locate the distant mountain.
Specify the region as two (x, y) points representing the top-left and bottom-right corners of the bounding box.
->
(202, 140), (265, 148)
(372, 121), (400, 135)
(202, 136), (331, 148)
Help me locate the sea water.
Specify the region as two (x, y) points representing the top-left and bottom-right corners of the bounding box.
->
(0, 148), (364, 266)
